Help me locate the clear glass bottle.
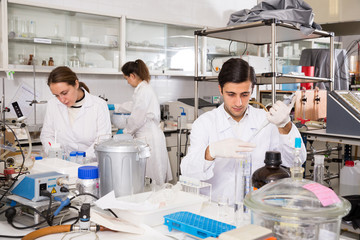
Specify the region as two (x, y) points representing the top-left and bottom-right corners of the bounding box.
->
(76, 166), (99, 205)
(313, 155), (325, 184)
(28, 20), (36, 37)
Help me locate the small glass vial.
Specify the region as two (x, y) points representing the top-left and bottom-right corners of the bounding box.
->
(42, 59), (47, 66)
(313, 155), (325, 184)
(69, 151), (77, 162)
(76, 151), (86, 164)
(76, 166), (99, 205)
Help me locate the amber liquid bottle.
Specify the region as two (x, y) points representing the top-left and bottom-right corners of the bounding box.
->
(252, 151), (290, 190)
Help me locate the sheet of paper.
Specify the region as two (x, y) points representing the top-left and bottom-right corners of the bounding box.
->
(94, 191), (159, 211)
(8, 82), (40, 118)
(91, 210), (145, 234)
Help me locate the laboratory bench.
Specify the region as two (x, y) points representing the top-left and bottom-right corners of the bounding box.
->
(301, 128), (360, 146)
(0, 200), (358, 240)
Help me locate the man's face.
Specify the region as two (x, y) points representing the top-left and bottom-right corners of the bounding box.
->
(219, 81), (252, 122)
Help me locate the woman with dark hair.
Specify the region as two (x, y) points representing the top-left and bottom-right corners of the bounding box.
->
(112, 59), (172, 185)
(40, 66), (111, 160)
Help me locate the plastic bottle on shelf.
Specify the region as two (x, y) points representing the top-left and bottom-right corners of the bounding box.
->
(179, 107), (187, 129)
(340, 161), (360, 196)
(252, 151), (290, 190)
(313, 155), (325, 184)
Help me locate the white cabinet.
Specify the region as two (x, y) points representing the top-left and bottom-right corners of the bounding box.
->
(6, 3), (121, 74)
(1, 2), (205, 76)
(125, 19), (199, 76)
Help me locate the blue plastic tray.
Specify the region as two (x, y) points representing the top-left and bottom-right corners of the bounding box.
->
(164, 211), (236, 239)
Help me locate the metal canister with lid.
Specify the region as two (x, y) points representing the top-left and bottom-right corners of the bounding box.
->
(95, 134), (150, 197)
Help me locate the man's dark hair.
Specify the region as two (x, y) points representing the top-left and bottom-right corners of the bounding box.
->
(218, 58), (256, 91)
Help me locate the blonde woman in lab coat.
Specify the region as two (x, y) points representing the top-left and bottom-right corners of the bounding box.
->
(40, 66), (112, 160)
(114, 59), (172, 185)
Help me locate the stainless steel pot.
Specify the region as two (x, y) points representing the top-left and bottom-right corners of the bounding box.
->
(95, 135), (150, 197)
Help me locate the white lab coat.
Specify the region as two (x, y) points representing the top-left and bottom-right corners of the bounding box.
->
(115, 81), (172, 185)
(180, 103), (307, 203)
(40, 90), (112, 160)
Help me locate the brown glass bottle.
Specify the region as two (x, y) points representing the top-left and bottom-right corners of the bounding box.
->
(252, 151), (290, 190)
(48, 57), (54, 66)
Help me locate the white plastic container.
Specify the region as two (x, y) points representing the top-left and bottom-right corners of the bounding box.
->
(112, 191), (206, 226)
(340, 161), (360, 196)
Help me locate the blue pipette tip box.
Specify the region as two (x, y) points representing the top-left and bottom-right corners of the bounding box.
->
(164, 211), (236, 239)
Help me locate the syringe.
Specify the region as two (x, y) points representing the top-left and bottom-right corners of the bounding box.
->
(246, 92), (296, 142)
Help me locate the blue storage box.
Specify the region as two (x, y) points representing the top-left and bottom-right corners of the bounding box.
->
(164, 211), (236, 239)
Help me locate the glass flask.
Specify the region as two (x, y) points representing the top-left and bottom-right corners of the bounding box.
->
(245, 139), (350, 240)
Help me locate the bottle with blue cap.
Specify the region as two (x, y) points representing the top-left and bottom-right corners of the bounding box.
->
(179, 107), (187, 129)
(290, 137), (304, 180)
(76, 151), (86, 164)
(76, 166), (99, 205)
(69, 151), (77, 162)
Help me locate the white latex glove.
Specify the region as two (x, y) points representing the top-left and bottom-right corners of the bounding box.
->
(266, 99), (295, 128)
(208, 138), (256, 159)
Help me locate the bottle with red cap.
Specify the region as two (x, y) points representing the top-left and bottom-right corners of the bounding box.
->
(340, 160), (360, 196)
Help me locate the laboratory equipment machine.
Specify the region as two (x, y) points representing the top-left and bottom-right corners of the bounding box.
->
(11, 171), (69, 201)
(327, 90), (360, 136)
(95, 134), (150, 197)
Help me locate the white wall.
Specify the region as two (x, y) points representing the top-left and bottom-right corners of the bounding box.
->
(1, 0), (257, 125)
(306, 0), (360, 24)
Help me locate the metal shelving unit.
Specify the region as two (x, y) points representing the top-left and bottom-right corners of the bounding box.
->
(194, 19), (335, 119)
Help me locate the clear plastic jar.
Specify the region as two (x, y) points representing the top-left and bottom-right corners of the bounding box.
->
(76, 166), (99, 205)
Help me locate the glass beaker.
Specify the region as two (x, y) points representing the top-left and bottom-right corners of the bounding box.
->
(234, 152), (252, 227)
(18, 54), (25, 65)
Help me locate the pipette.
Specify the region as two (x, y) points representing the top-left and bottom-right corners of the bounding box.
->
(246, 92), (296, 142)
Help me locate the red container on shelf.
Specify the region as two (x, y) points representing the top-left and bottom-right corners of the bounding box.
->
(301, 66), (315, 90)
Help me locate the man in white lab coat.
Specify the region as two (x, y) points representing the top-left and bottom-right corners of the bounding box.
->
(180, 58), (306, 203)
